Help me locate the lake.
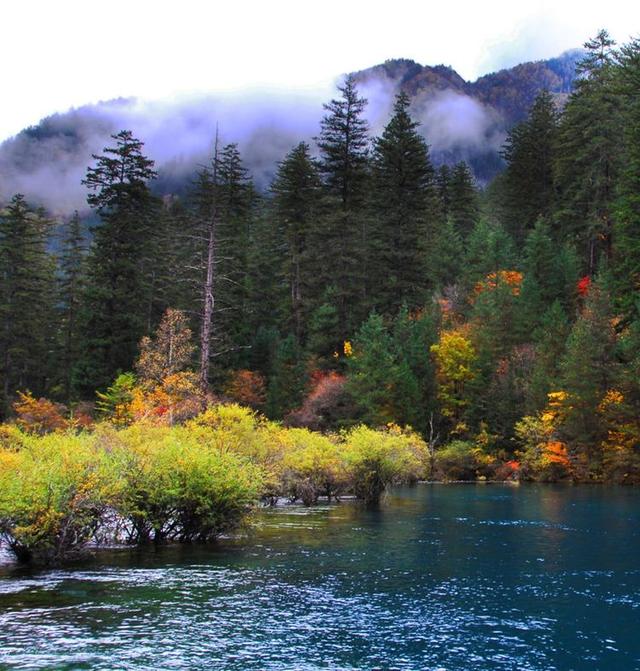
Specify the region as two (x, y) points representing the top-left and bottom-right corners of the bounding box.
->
(1, 484), (639, 670)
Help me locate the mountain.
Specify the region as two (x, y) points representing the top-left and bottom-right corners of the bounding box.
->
(351, 50), (582, 180)
(0, 50), (584, 214)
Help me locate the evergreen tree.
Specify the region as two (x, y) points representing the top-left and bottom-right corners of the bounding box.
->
(346, 312), (398, 426)
(436, 165), (452, 220)
(57, 211), (86, 401)
(346, 309), (437, 432)
(0, 195), (57, 414)
(501, 91), (558, 243)
(266, 334), (306, 419)
(246, 201), (283, 340)
(316, 75), (370, 341)
(448, 161), (479, 240)
(390, 307), (437, 433)
(75, 131), (158, 394)
(527, 300), (570, 411)
(559, 281), (618, 474)
(464, 220), (517, 289)
(522, 219), (573, 307)
(555, 30), (622, 273)
(306, 293), (342, 365)
(612, 37), (640, 323)
(217, 143), (257, 369)
(189, 141), (257, 386)
(431, 218), (464, 288)
(370, 92), (438, 313)
(271, 142), (323, 344)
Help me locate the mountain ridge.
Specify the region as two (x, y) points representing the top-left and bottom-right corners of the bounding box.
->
(0, 49), (585, 214)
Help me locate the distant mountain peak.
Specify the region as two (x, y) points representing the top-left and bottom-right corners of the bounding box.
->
(0, 48), (585, 213)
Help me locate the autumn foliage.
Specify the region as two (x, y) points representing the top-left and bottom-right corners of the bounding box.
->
(0, 403), (428, 563)
(515, 391), (572, 480)
(13, 392), (69, 434)
(224, 369), (267, 409)
(430, 329), (476, 429)
(473, 270), (523, 298)
(285, 371), (351, 431)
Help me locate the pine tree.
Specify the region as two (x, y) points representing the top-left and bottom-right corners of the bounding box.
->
(75, 131), (158, 394)
(448, 161), (479, 240)
(317, 74), (369, 210)
(345, 308), (437, 432)
(316, 75), (370, 341)
(527, 300), (570, 412)
(436, 165), (452, 220)
(271, 142), (323, 345)
(559, 281), (618, 474)
(612, 37), (640, 323)
(346, 312), (398, 426)
(522, 219), (571, 306)
(431, 218), (464, 288)
(501, 91), (558, 243)
(0, 195), (57, 414)
(216, 143), (257, 369)
(555, 30), (622, 273)
(463, 220), (517, 289)
(370, 92), (438, 314)
(390, 307), (437, 433)
(246, 200), (284, 340)
(57, 211), (86, 401)
(266, 334), (306, 419)
(189, 140), (257, 388)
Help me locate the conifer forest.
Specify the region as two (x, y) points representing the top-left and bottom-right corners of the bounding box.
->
(2, 31), (640, 557)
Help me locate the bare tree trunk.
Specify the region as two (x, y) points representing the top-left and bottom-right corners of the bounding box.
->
(427, 412), (440, 481)
(199, 129), (220, 392)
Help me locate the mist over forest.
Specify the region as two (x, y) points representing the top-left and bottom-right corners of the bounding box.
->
(0, 49), (582, 214)
(2, 30), (640, 510)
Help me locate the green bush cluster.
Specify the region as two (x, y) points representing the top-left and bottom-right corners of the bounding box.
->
(432, 441), (497, 481)
(0, 405), (428, 564)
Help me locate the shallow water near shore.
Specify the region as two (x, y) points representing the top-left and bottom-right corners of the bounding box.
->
(1, 483), (639, 670)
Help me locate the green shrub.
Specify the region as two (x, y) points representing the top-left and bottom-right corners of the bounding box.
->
(280, 429), (346, 505)
(108, 424), (264, 543)
(433, 441), (493, 481)
(342, 425), (426, 505)
(0, 432), (114, 564)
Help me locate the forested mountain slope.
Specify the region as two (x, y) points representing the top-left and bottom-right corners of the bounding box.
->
(0, 50), (583, 212)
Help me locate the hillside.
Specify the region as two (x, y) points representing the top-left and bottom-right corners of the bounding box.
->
(0, 50), (583, 213)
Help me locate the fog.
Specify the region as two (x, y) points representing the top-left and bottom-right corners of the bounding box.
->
(0, 70), (508, 214)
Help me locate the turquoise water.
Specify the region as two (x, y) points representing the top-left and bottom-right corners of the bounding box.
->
(1, 484), (639, 670)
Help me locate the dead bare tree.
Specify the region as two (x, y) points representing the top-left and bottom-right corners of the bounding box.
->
(199, 128), (220, 392)
(427, 412), (440, 480)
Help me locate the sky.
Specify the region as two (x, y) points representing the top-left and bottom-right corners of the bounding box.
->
(1, 0), (639, 141)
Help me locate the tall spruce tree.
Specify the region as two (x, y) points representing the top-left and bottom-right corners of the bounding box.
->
(559, 281), (618, 475)
(448, 161), (479, 241)
(436, 165), (452, 220)
(522, 219), (574, 306)
(0, 195), (57, 414)
(216, 143), (258, 370)
(612, 37), (640, 323)
(370, 92), (438, 314)
(57, 211), (86, 401)
(271, 142), (323, 345)
(188, 139), (257, 388)
(501, 90), (558, 243)
(463, 220), (517, 289)
(75, 130), (158, 394)
(555, 30), (621, 273)
(526, 300), (570, 412)
(316, 75), (370, 341)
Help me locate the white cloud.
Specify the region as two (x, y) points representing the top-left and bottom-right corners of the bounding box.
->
(1, 0), (638, 141)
